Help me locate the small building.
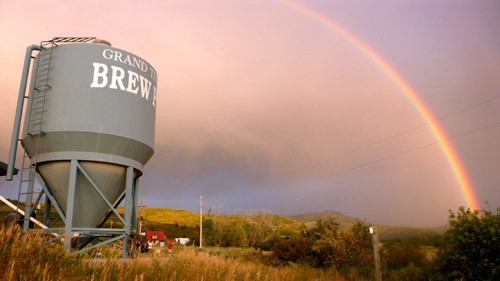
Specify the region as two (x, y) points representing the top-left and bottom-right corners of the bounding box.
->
(176, 238), (190, 245)
(145, 231), (166, 242)
(0, 161), (18, 177)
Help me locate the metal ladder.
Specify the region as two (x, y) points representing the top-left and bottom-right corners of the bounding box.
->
(16, 40), (57, 227)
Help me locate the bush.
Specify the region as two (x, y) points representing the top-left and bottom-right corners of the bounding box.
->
(303, 218), (373, 269)
(382, 240), (426, 270)
(385, 263), (426, 281)
(272, 237), (312, 263)
(433, 206), (500, 280)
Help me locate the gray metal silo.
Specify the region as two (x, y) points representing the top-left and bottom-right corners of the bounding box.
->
(7, 37), (157, 257)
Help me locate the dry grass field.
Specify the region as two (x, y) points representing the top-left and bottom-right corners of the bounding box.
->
(0, 225), (369, 281)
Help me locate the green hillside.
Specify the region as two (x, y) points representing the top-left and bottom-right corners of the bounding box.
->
(1, 198), (443, 241)
(111, 207), (303, 242)
(137, 207), (200, 227)
(288, 210), (362, 228)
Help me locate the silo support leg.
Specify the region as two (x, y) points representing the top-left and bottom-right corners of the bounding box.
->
(132, 177), (139, 233)
(97, 193), (125, 229)
(43, 195), (51, 225)
(24, 188), (45, 227)
(65, 160), (78, 252)
(122, 166), (134, 259)
(32, 189), (44, 211)
(36, 173), (66, 224)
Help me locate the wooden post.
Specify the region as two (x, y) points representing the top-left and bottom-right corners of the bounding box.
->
(370, 226), (382, 281)
(138, 201), (145, 234)
(199, 195), (202, 248)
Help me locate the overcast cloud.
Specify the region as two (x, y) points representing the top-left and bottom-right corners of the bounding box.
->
(1, 0), (499, 227)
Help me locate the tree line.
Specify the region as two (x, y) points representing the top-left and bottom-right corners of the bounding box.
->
(202, 206), (500, 280)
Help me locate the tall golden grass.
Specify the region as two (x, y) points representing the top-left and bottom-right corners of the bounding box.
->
(0, 225), (368, 281)
(0, 225), (78, 280)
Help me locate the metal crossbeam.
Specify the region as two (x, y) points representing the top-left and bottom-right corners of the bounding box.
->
(36, 173), (66, 223)
(76, 162), (126, 225)
(69, 234), (126, 257)
(99, 193), (126, 228)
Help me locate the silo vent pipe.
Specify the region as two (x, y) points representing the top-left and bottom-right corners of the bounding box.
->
(7, 44), (41, 181)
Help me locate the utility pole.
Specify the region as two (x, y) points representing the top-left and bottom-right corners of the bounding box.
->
(138, 201), (145, 234)
(370, 226), (382, 281)
(200, 195), (203, 248)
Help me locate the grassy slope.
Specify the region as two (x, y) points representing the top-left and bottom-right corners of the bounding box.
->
(136, 208), (441, 240)
(288, 210), (362, 228)
(106, 207), (303, 242)
(1, 198), (442, 241)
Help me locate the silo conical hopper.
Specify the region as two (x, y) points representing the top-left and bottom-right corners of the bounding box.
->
(21, 41), (157, 229)
(37, 161), (132, 228)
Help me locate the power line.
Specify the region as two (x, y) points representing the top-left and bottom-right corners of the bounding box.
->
(274, 95), (500, 181)
(296, 120), (500, 185)
(167, 96), (500, 191)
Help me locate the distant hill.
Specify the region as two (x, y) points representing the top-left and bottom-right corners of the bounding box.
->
(430, 224), (449, 234)
(113, 207), (302, 241)
(287, 210), (443, 240)
(377, 225), (439, 240)
(287, 210), (362, 228)
(1, 199), (445, 241)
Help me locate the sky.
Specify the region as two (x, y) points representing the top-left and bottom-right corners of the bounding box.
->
(0, 0), (499, 227)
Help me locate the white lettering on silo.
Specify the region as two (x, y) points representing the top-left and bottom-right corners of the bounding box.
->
(150, 68), (157, 82)
(103, 49), (113, 60)
(152, 86), (157, 107)
(123, 55), (131, 65)
(141, 61), (148, 72)
(94, 49), (156, 107)
(109, 66), (126, 90)
(127, 70), (139, 94)
(90, 63), (108, 88)
(114, 51), (123, 62)
(132, 57), (141, 69)
(102, 49), (149, 74)
(140, 76), (152, 99)
(90, 62), (155, 107)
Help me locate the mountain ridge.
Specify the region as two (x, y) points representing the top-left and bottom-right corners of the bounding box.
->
(287, 209), (447, 239)
(0, 201), (446, 240)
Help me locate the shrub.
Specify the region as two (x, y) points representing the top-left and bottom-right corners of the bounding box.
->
(433, 206), (500, 280)
(305, 218), (373, 269)
(382, 240), (426, 270)
(272, 237), (312, 263)
(385, 263), (426, 281)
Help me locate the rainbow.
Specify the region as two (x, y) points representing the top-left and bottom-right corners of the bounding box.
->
(279, 0), (481, 210)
